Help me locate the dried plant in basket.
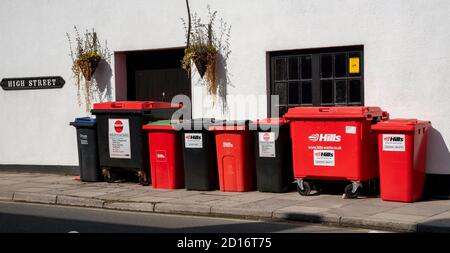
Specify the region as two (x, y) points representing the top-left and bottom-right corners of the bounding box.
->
(182, 5), (227, 96)
(67, 26), (110, 111)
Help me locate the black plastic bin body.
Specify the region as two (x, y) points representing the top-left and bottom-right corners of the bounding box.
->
(91, 101), (180, 180)
(70, 117), (101, 182)
(250, 118), (293, 193)
(179, 119), (220, 191)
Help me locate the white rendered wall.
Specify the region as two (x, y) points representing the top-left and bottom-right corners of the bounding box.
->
(1, 0), (450, 174)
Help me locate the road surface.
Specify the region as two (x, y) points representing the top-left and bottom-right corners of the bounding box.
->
(0, 201), (388, 233)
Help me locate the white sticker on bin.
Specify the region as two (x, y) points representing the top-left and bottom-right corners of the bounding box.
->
(313, 150), (335, 166)
(108, 118), (131, 159)
(345, 126), (357, 134)
(185, 133), (203, 148)
(382, 134), (405, 152)
(259, 132), (276, 157)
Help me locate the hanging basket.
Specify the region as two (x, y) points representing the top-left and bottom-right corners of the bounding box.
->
(77, 58), (101, 81)
(194, 52), (208, 78)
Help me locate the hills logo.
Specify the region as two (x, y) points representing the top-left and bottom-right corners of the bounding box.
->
(308, 133), (341, 142)
(185, 135), (201, 140)
(384, 136), (404, 142)
(315, 151), (334, 157)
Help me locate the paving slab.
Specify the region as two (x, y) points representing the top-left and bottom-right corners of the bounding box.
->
(276, 191), (329, 201)
(95, 190), (150, 201)
(417, 211), (450, 232)
(211, 206), (273, 218)
(0, 179), (28, 185)
(57, 195), (104, 208)
(147, 189), (203, 198)
(16, 187), (59, 193)
(165, 194), (227, 204)
(339, 216), (417, 232)
(103, 202), (155, 212)
(61, 189), (110, 198)
(356, 197), (410, 208)
(327, 203), (396, 217)
(233, 197), (304, 211)
(272, 206), (338, 223)
(127, 195), (176, 203)
(369, 212), (428, 224)
(299, 195), (364, 209)
(384, 202), (450, 217)
(0, 191), (14, 201)
(13, 192), (57, 204)
(154, 203), (211, 215)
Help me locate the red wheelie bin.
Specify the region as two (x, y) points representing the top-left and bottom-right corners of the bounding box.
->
(143, 120), (184, 189)
(209, 121), (256, 192)
(372, 119), (431, 202)
(284, 106), (388, 198)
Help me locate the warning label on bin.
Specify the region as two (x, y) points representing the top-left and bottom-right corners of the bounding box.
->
(382, 134), (405, 152)
(313, 150), (335, 166)
(184, 133), (203, 148)
(259, 132), (276, 157)
(108, 119), (131, 159)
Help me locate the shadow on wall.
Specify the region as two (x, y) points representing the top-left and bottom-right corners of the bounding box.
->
(424, 127), (450, 198)
(216, 52), (233, 114)
(427, 127), (450, 174)
(92, 59), (113, 102)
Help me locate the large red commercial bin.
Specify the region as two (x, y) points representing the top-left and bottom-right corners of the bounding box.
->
(209, 121), (256, 192)
(143, 120), (184, 190)
(284, 106), (387, 198)
(92, 101), (180, 185)
(372, 119), (431, 202)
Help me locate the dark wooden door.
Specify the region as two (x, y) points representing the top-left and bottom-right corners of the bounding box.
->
(135, 68), (190, 102)
(126, 48), (191, 103)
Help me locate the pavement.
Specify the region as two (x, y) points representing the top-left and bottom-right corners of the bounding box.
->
(1, 171), (450, 233)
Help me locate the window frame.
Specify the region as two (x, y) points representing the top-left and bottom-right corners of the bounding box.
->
(266, 45), (364, 117)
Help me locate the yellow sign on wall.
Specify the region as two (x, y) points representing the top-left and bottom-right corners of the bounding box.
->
(349, 57), (360, 74)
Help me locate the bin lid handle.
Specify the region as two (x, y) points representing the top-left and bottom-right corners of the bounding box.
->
(111, 102), (124, 108)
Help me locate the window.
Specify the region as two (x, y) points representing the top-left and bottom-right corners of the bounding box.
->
(269, 46), (363, 116)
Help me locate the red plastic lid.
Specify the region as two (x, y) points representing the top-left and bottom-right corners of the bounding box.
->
(283, 106), (384, 120)
(93, 101), (181, 110)
(372, 119), (431, 131)
(255, 118), (289, 125)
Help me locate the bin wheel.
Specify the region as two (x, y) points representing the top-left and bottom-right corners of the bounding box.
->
(102, 168), (115, 183)
(139, 174), (150, 186)
(297, 181), (311, 196)
(344, 183), (361, 199)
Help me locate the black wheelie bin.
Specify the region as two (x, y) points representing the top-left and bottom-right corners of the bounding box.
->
(91, 101), (180, 185)
(178, 118), (221, 191)
(70, 117), (101, 182)
(250, 118), (293, 192)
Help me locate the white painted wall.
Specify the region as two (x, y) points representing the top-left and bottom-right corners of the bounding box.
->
(1, 0), (450, 174)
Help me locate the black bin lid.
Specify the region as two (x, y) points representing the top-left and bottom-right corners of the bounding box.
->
(70, 117), (96, 127)
(177, 118), (224, 131)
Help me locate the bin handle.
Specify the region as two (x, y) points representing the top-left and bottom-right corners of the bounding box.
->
(319, 108), (331, 113)
(381, 111), (389, 120)
(365, 113), (373, 120)
(111, 102), (124, 108)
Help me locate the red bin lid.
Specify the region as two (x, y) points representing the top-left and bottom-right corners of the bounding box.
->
(283, 106), (384, 120)
(208, 120), (249, 131)
(372, 118), (431, 131)
(93, 101), (181, 110)
(255, 118), (289, 125)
